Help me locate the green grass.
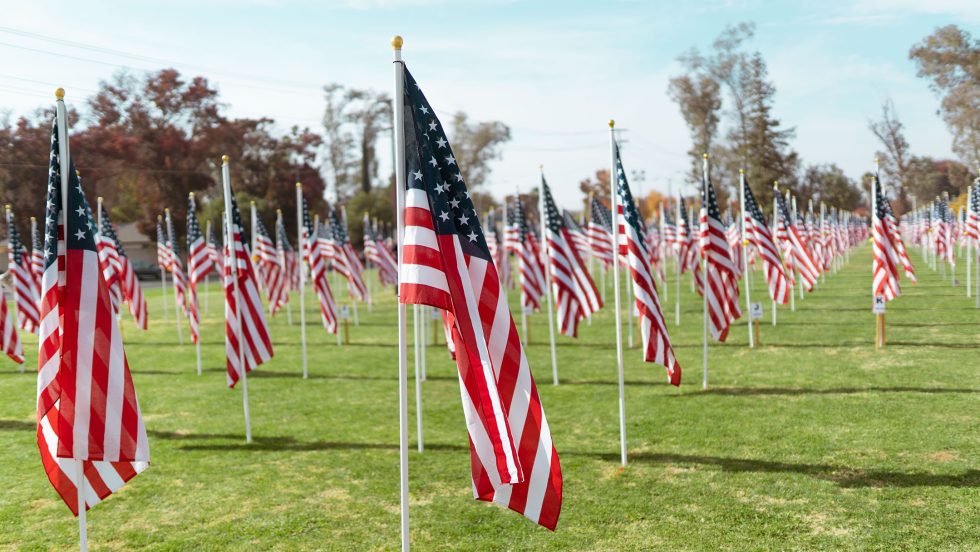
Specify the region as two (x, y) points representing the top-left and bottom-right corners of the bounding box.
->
(1, 246), (978, 551)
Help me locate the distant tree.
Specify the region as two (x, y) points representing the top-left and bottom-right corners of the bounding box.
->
(904, 156), (976, 204)
(909, 25), (980, 167)
(869, 99), (913, 210)
(577, 169), (610, 214)
(800, 164), (864, 212)
(449, 112), (511, 190)
(668, 73), (722, 187)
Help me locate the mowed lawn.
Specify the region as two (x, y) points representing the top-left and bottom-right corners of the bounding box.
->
(1, 245), (978, 551)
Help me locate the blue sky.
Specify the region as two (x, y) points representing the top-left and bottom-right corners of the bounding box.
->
(1, 0), (977, 208)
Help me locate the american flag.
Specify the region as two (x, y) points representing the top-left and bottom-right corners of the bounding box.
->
(252, 215), (278, 295)
(98, 204), (147, 329)
(872, 174), (901, 301)
(165, 209), (188, 317)
(310, 215), (339, 334)
(879, 184), (916, 283)
(503, 202), (520, 254)
(325, 205), (369, 301)
(512, 197), (547, 312)
(677, 198), (705, 294)
(484, 209), (512, 289)
(272, 211), (296, 314)
(742, 178), (791, 304)
(398, 66), (562, 529)
(206, 220), (222, 268)
(613, 143), (681, 383)
(966, 184), (979, 244)
(6, 209), (40, 334)
(30, 217), (44, 308)
(699, 160), (742, 342)
(363, 213), (398, 286)
(725, 212), (743, 277)
(223, 193), (273, 387)
(662, 202), (677, 253)
(541, 175), (602, 337)
(38, 117), (149, 515)
(94, 204), (123, 314)
(586, 195), (614, 267)
(562, 209), (591, 261)
(0, 283), (23, 365)
(156, 217), (171, 271)
(186, 194), (213, 344)
(775, 191), (820, 292)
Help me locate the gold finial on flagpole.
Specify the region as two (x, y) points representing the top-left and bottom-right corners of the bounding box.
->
(703, 153), (709, 160)
(739, 168), (744, 174)
(165, 208), (170, 214)
(189, 192), (195, 199)
(31, 216), (36, 222)
(773, 180), (779, 190)
(4, 204), (11, 211)
(277, 209), (282, 215)
(392, 35), (403, 50)
(222, 155), (230, 164)
(55, 88), (65, 100)
(296, 182), (302, 188)
(608, 119), (615, 128)
(98, 196), (103, 204)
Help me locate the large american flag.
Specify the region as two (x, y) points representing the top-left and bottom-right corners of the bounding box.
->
(484, 209), (512, 289)
(186, 194), (213, 344)
(398, 66), (562, 529)
(742, 177), (791, 305)
(310, 215), (339, 334)
(677, 198), (705, 294)
(224, 193), (273, 387)
(156, 217), (171, 271)
(562, 209), (590, 261)
(699, 161), (742, 342)
(38, 117), (149, 514)
(541, 175), (602, 337)
(775, 190), (820, 292)
(7, 209), (40, 334)
(363, 213), (398, 286)
(613, 143), (681, 384)
(512, 197), (546, 312)
(872, 174), (901, 301)
(966, 184), (979, 246)
(270, 212), (294, 315)
(253, 216), (281, 303)
(879, 183), (916, 283)
(586, 195), (614, 267)
(206, 220), (222, 270)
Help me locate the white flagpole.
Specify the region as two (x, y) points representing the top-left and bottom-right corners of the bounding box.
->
(296, 184), (309, 379)
(159, 215), (170, 322)
(588, 193), (597, 300)
(420, 303), (427, 381)
(659, 201), (668, 303)
(392, 35), (410, 552)
(413, 304), (423, 452)
(738, 169), (754, 348)
(166, 209), (185, 345)
(608, 120), (627, 467)
(539, 168), (559, 386)
(792, 196), (803, 301)
(276, 209), (293, 326)
(55, 87), (88, 552)
(772, 192), (778, 325)
(676, 191), (682, 326)
(701, 154), (709, 390)
(205, 220), (211, 315)
(222, 155), (252, 444)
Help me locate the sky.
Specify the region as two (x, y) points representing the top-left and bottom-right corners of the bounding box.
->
(1, 0), (977, 209)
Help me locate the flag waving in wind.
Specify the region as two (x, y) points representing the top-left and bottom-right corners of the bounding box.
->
(699, 158), (742, 342)
(541, 175), (602, 337)
(613, 143), (681, 384)
(99, 204), (147, 330)
(398, 66), (562, 529)
(6, 208), (40, 334)
(742, 177), (791, 305)
(38, 113), (149, 515)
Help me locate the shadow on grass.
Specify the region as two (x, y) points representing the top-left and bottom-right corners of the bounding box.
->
(578, 451), (979, 488)
(670, 386), (978, 397)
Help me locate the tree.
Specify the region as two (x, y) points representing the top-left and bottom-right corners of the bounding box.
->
(449, 112), (511, 190)
(668, 73), (722, 186)
(800, 164), (864, 212)
(904, 156), (976, 204)
(909, 25), (980, 167)
(869, 99), (913, 209)
(578, 169), (610, 214)
(321, 84), (356, 201)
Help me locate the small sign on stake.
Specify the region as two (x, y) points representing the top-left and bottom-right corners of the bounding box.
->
(339, 305), (351, 320)
(749, 302), (763, 320)
(872, 295), (886, 314)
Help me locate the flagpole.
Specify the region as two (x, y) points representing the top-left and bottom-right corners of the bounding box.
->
(792, 196), (803, 301)
(166, 209), (185, 345)
(539, 168), (559, 386)
(413, 304), (424, 452)
(296, 184), (309, 379)
(608, 120), (627, 467)
(55, 87), (88, 552)
(159, 215), (170, 322)
(205, 220), (211, 315)
(659, 200), (668, 303)
(701, 154), (709, 390)
(392, 35), (411, 552)
(772, 192), (779, 325)
(222, 155), (252, 444)
(675, 190), (682, 326)
(738, 169), (754, 348)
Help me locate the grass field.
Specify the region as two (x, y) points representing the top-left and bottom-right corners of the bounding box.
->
(1, 245), (978, 551)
